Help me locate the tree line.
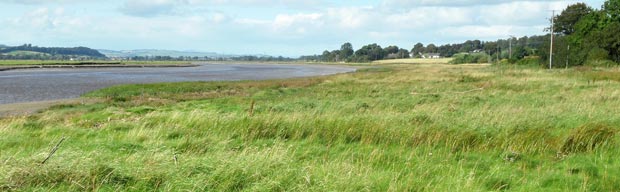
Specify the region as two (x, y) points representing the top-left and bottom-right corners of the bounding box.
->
(542, 0), (620, 67)
(0, 44), (106, 59)
(302, 0), (619, 67)
(125, 55), (295, 62)
(300, 35), (548, 63)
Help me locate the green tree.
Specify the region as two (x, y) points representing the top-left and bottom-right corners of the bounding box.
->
(321, 50), (330, 62)
(426, 44), (438, 53)
(340, 42), (354, 60)
(354, 44), (385, 61)
(411, 43), (424, 57)
(603, 0), (620, 22)
(384, 45), (399, 55)
(595, 21), (620, 62)
(554, 3), (593, 35)
(397, 48), (410, 59)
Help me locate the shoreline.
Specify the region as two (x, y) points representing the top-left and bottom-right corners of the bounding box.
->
(0, 98), (102, 118)
(0, 63), (357, 117)
(0, 64), (199, 72)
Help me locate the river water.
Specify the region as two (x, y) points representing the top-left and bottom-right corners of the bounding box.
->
(0, 64), (355, 104)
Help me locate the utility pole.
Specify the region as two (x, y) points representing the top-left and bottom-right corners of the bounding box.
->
(509, 35), (515, 60)
(497, 47), (500, 61)
(509, 38), (512, 60)
(566, 45), (570, 69)
(549, 10), (555, 69)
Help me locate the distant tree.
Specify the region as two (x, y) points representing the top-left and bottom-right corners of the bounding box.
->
(459, 40), (474, 53)
(354, 43), (385, 61)
(384, 45), (399, 55)
(483, 41), (498, 58)
(322, 50), (331, 62)
(340, 42), (354, 60)
(472, 40), (482, 50)
(426, 44), (438, 53)
(330, 50), (341, 62)
(411, 43), (424, 57)
(554, 3), (593, 35)
(397, 48), (410, 59)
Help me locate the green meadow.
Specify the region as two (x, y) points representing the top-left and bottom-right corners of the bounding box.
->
(2, 61), (620, 191)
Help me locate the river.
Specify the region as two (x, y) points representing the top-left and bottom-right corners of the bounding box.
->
(0, 64), (355, 104)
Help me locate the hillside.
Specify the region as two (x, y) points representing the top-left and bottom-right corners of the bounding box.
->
(3, 50), (51, 57)
(0, 44), (106, 58)
(98, 49), (230, 58)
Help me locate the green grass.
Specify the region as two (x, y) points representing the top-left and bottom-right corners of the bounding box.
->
(2, 64), (620, 191)
(0, 60), (191, 66)
(372, 58), (453, 64)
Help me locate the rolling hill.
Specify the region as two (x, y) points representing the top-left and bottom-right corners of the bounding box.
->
(97, 49), (234, 58)
(0, 44), (106, 58)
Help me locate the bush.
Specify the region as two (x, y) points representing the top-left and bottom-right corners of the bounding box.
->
(585, 59), (617, 67)
(450, 53), (490, 64)
(515, 56), (541, 66)
(587, 47), (609, 61)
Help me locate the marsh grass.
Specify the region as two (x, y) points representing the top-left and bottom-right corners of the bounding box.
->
(2, 63), (620, 191)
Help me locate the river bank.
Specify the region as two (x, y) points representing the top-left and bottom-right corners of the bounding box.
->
(0, 63), (199, 72)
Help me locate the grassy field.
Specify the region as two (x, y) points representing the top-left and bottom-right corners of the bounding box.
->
(1, 62), (620, 191)
(372, 58), (453, 64)
(0, 60), (191, 66)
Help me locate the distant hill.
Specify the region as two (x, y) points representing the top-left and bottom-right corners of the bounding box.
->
(98, 49), (234, 58)
(0, 44), (106, 58)
(0, 44), (7, 48)
(4, 50), (51, 56)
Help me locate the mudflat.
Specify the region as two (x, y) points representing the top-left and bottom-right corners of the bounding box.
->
(0, 63), (355, 105)
(0, 98), (101, 118)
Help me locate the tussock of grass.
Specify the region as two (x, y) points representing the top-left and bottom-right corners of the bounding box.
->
(561, 124), (617, 153)
(2, 64), (620, 190)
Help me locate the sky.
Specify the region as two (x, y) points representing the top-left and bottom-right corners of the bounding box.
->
(0, 0), (605, 57)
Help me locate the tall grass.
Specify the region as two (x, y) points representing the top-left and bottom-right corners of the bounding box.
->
(2, 64), (620, 191)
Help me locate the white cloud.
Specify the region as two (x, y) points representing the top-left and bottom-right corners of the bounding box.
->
(8, 7), (87, 31)
(273, 13), (323, 31)
(325, 7), (374, 30)
(186, 0), (324, 9)
(0, 0), (97, 4)
(0, 0), (603, 56)
(385, 7), (474, 29)
(380, 0), (575, 8)
(119, 0), (182, 17)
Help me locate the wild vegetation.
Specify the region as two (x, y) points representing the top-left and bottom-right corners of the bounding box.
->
(1, 59), (620, 191)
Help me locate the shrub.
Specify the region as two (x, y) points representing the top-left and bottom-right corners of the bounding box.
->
(450, 53), (490, 64)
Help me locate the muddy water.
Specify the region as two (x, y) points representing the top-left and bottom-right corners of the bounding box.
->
(0, 64), (355, 104)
